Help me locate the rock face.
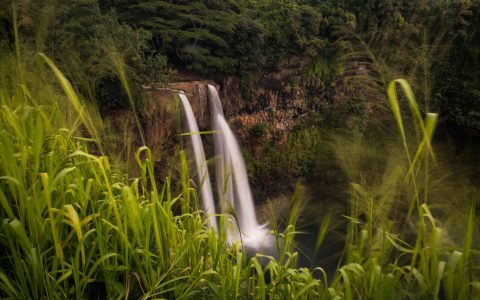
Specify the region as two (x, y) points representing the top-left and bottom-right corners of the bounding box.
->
(103, 56), (390, 203)
(103, 80), (219, 170)
(143, 80), (218, 130)
(105, 57), (331, 198)
(105, 74), (306, 191)
(136, 75), (308, 148)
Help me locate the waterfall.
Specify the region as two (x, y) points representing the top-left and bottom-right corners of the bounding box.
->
(179, 93), (217, 232)
(208, 86), (235, 214)
(178, 86), (276, 255)
(207, 85), (274, 252)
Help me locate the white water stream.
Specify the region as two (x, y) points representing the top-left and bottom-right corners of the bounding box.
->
(179, 93), (217, 232)
(180, 86), (275, 252)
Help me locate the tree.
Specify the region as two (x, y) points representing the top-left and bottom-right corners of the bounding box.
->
(47, 0), (174, 110)
(246, 0), (327, 68)
(110, 0), (264, 75)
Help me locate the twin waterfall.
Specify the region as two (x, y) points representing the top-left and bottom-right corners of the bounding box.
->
(179, 85), (275, 254)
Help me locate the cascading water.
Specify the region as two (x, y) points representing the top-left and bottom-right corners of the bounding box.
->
(207, 85), (275, 253)
(208, 86), (235, 214)
(178, 86), (276, 256)
(179, 93), (217, 232)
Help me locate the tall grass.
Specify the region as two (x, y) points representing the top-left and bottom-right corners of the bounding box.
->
(326, 79), (480, 300)
(0, 11), (479, 299)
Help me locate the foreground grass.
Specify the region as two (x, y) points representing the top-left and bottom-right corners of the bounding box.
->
(0, 45), (479, 299)
(0, 49), (324, 299)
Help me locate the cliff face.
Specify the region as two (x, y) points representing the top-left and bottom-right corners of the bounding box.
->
(102, 56), (323, 199)
(111, 69), (310, 154)
(105, 57), (343, 199)
(104, 80), (217, 162)
(143, 80), (217, 130)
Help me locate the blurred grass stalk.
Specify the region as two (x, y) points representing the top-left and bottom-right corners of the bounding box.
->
(334, 79), (479, 299)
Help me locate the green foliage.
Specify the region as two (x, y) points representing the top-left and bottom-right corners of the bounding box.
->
(324, 0), (480, 139)
(111, 0), (264, 76)
(2, 0), (174, 111)
(249, 0), (327, 67)
(248, 122), (268, 139)
(303, 51), (342, 89)
(50, 1), (174, 110)
(247, 129), (324, 196)
(94, 76), (131, 110)
(334, 79), (480, 300)
(435, 2), (480, 135)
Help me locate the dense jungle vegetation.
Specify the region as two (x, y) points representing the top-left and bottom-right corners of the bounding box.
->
(0, 0), (479, 299)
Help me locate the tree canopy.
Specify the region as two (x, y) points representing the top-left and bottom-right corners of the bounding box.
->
(2, 0), (478, 135)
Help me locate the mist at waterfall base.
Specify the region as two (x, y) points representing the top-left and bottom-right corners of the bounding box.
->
(179, 85), (278, 259)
